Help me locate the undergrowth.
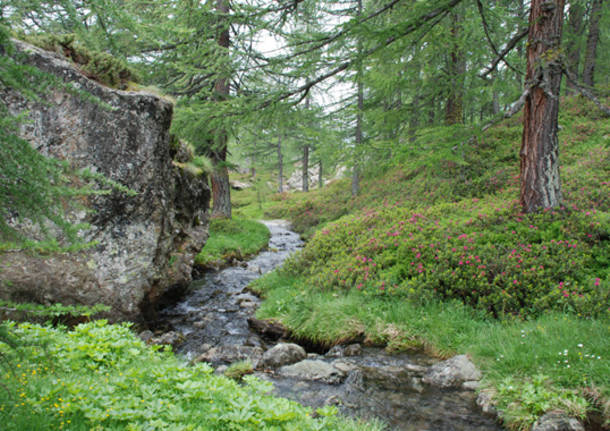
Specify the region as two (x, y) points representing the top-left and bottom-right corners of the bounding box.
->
(0, 320), (380, 431)
(253, 96), (610, 430)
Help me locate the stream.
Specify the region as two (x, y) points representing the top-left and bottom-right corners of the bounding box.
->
(156, 220), (503, 431)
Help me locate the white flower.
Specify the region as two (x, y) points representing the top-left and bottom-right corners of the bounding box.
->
(577, 343), (583, 348)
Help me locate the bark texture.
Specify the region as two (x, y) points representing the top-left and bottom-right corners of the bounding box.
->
(520, 0), (565, 213)
(210, 0), (232, 219)
(583, 0), (603, 87)
(302, 144), (309, 192)
(565, 1), (585, 93)
(277, 135), (284, 193)
(445, 11), (465, 125)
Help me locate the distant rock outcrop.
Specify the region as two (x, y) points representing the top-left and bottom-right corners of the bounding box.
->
(0, 40), (210, 321)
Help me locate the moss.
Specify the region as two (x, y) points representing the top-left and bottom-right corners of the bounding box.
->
(21, 33), (139, 89)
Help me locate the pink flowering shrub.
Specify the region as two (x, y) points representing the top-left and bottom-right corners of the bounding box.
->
(277, 97), (609, 318)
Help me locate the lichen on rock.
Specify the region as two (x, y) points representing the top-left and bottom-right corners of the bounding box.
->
(0, 40), (210, 322)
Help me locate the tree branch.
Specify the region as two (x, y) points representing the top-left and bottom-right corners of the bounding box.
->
(561, 64), (610, 117)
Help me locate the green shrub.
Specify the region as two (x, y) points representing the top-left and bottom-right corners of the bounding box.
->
(0, 320), (380, 431)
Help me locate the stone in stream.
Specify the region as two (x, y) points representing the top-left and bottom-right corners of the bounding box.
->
(531, 411), (585, 431)
(247, 317), (287, 341)
(149, 331), (183, 347)
(194, 345), (264, 366)
(260, 343), (306, 369)
(278, 359), (346, 384)
(422, 354), (482, 388)
(326, 343), (363, 358)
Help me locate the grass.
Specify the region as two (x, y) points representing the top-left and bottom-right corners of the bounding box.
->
(0, 320), (382, 431)
(250, 96), (610, 430)
(195, 218), (270, 268)
(252, 271), (609, 430)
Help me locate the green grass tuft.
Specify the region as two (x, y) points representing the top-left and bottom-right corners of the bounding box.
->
(195, 218), (270, 268)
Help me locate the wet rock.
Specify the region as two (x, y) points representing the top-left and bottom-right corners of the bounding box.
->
(476, 389), (497, 417)
(278, 359), (346, 384)
(247, 317), (286, 341)
(307, 353), (321, 359)
(194, 345), (264, 366)
(139, 330), (154, 343)
(324, 395), (343, 406)
(326, 345), (345, 357)
(411, 377), (425, 393)
(344, 344), (362, 356)
(260, 343), (306, 369)
(531, 411), (585, 431)
(331, 359), (358, 374)
(344, 369), (365, 392)
(150, 331), (183, 346)
(423, 355), (482, 388)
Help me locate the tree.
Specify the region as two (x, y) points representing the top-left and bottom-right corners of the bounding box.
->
(582, 0), (603, 86)
(520, 0), (566, 213)
(209, 0), (232, 219)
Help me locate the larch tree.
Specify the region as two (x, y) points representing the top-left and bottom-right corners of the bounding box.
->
(582, 0), (603, 86)
(520, 0), (566, 213)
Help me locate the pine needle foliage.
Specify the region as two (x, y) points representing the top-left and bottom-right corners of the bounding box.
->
(0, 24), (130, 251)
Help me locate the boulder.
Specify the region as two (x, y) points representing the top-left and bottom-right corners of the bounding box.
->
(194, 345), (264, 366)
(260, 343), (306, 369)
(278, 359), (346, 384)
(247, 317), (287, 340)
(531, 411), (585, 431)
(422, 355), (482, 388)
(0, 40), (210, 321)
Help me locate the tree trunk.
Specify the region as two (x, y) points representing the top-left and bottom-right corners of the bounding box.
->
(318, 160), (323, 189)
(210, 0), (231, 218)
(583, 0), (603, 87)
(352, 0), (363, 198)
(445, 11), (465, 125)
(277, 135), (283, 193)
(520, 0), (565, 213)
(302, 144), (309, 192)
(565, 1), (585, 93)
(427, 94), (436, 125)
(210, 155), (231, 219)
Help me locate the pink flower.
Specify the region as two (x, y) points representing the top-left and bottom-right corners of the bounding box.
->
(513, 280), (518, 285)
(594, 278), (600, 286)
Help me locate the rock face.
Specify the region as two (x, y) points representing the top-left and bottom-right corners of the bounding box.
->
(0, 40), (210, 321)
(422, 354), (482, 388)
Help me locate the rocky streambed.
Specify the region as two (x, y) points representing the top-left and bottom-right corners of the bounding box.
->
(152, 220), (504, 431)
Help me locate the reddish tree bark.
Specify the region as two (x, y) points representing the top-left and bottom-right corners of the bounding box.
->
(520, 0), (566, 213)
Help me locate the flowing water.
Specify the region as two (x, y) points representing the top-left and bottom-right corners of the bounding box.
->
(157, 220), (503, 431)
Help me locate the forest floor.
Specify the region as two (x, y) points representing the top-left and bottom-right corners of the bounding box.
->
(241, 96), (610, 430)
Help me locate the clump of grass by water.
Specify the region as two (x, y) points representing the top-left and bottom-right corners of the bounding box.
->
(195, 218), (270, 268)
(224, 360), (254, 381)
